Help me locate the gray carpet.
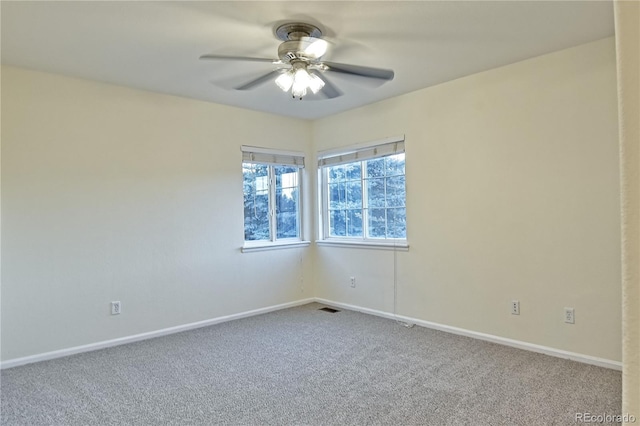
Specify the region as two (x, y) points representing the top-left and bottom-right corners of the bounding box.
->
(1, 303), (621, 425)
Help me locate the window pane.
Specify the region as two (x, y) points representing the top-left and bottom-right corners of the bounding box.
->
(366, 178), (386, 208)
(345, 162), (361, 180)
(346, 181), (362, 209)
(243, 163), (270, 241)
(346, 210), (363, 237)
(275, 166), (298, 187)
(387, 208), (407, 238)
(276, 211), (298, 239)
(276, 188), (297, 213)
(329, 182), (346, 209)
(275, 166), (300, 239)
(276, 189), (299, 239)
(386, 176), (406, 207)
(328, 165), (346, 182)
(385, 154), (405, 176)
(366, 158), (385, 178)
(367, 208), (387, 238)
(329, 210), (347, 237)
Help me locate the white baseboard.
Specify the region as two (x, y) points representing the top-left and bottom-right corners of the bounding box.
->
(0, 298), (315, 370)
(314, 298), (622, 371)
(2, 297), (621, 372)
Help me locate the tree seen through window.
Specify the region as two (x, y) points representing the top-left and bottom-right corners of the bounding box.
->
(243, 163), (301, 242)
(326, 153), (406, 239)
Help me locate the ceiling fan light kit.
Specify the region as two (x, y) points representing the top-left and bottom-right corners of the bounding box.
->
(275, 61), (325, 99)
(200, 21), (394, 100)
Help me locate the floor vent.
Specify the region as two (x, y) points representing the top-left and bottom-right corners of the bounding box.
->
(319, 307), (340, 313)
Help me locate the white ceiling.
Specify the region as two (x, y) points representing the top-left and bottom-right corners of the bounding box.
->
(1, 1), (614, 120)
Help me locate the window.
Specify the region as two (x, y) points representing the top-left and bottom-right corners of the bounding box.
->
(242, 146), (307, 250)
(318, 137), (407, 246)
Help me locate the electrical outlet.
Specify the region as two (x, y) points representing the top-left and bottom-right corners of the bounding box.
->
(111, 301), (121, 315)
(350, 277), (356, 288)
(564, 307), (575, 324)
(511, 300), (520, 315)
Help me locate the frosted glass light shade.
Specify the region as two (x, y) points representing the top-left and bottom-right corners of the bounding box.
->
(308, 73), (325, 94)
(275, 72), (294, 91)
(277, 65), (325, 98)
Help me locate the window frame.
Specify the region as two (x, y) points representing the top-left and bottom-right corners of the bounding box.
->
(241, 146), (310, 252)
(317, 136), (409, 250)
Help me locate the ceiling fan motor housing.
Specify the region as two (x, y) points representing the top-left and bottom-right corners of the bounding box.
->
(276, 23), (325, 62)
(277, 40), (318, 61)
(275, 22), (322, 41)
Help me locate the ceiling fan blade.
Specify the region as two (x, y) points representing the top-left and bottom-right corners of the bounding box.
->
(199, 54), (279, 64)
(235, 70), (281, 91)
(310, 71), (342, 99)
(322, 61), (394, 81)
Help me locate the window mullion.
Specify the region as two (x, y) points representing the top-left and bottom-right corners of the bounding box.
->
(322, 168), (328, 239)
(295, 169), (302, 239)
(361, 160), (368, 240)
(325, 169), (330, 239)
(269, 166), (277, 242)
(384, 165), (388, 239)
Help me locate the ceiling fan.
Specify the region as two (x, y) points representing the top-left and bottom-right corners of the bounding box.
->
(200, 22), (394, 100)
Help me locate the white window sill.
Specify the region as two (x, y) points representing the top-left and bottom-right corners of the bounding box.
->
(316, 239), (409, 251)
(241, 241), (311, 253)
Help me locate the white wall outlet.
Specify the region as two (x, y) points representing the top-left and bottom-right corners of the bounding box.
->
(564, 307), (575, 324)
(511, 300), (520, 315)
(350, 276), (356, 288)
(111, 301), (121, 315)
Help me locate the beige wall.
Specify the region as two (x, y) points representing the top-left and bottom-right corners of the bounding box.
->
(312, 38), (621, 362)
(1, 37), (623, 366)
(1, 66), (313, 361)
(614, 0), (640, 419)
